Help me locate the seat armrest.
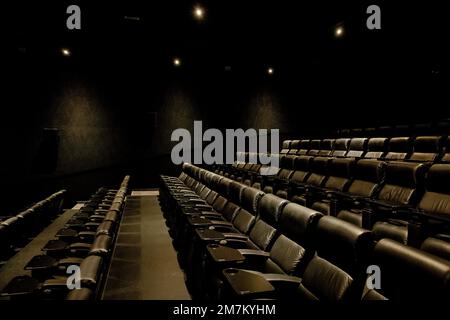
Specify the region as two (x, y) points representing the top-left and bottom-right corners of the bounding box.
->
(207, 244), (245, 263)
(261, 273), (302, 291)
(222, 269), (275, 297)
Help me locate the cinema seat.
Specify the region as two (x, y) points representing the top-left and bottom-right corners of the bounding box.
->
(262, 155), (295, 195)
(318, 139), (335, 156)
(420, 237), (450, 261)
(384, 137), (413, 161)
(290, 157), (330, 206)
(363, 239), (450, 300)
(288, 140), (301, 155)
(363, 162), (427, 244)
(364, 138), (388, 160)
(297, 140), (311, 155)
(307, 140), (321, 156)
(310, 158), (355, 215)
(218, 203), (321, 299)
(335, 160), (385, 226)
(408, 136), (443, 163)
(295, 216), (374, 301)
(280, 140), (291, 154)
(331, 138), (350, 157)
(346, 138), (368, 158)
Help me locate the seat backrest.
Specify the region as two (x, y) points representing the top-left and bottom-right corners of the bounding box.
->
(364, 138), (388, 159)
(228, 181), (246, 204)
(288, 140), (301, 155)
(377, 162), (427, 205)
(324, 158), (355, 192)
(280, 140), (291, 154)
(305, 157), (330, 187)
(318, 139), (335, 156)
(278, 155), (296, 180)
(418, 164), (450, 219)
(297, 139), (311, 155)
(332, 138), (350, 157)
(291, 156), (313, 184)
(441, 137), (450, 163)
(217, 177), (232, 197)
(420, 237), (450, 262)
(308, 140), (321, 156)
(248, 194), (289, 251)
(298, 216), (374, 301)
(368, 238), (450, 300)
(347, 160), (385, 197)
(347, 138), (368, 158)
(240, 187), (265, 214)
(409, 136), (443, 163)
(265, 203), (323, 276)
(384, 137), (413, 161)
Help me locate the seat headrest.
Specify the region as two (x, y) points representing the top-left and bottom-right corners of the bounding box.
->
(310, 157), (330, 175)
(279, 203), (322, 245)
(367, 138), (388, 152)
(321, 139), (335, 150)
(426, 164), (450, 194)
(315, 216), (374, 276)
(290, 140), (301, 149)
(349, 138), (368, 151)
(334, 138), (351, 151)
(385, 161), (427, 188)
(293, 156), (312, 171)
(282, 140), (292, 149)
(241, 187), (265, 214)
(217, 177), (232, 196)
(280, 155), (296, 169)
(329, 158), (355, 178)
(310, 140), (321, 149)
(258, 194), (289, 226)
(373, 239), (450, 300)
(354, 159), (385, 182)
(300, 140), (311, 149)
(228, 181), (246, 203)
(414, 136), (443, 153)
(388, 137), (413, 152)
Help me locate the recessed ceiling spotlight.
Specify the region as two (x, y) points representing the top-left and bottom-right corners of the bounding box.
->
(193, 5), (205, 20)
(173, 57), (181, 66)
(335, 26), (344, 38)
(267, 67), (274, 75)
(61, 48), (71, 57)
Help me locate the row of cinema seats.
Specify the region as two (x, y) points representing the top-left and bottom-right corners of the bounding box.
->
(0, 176), (130, 300)
(279, 136), (450, 162)
(159, 163), (450, 301)
(0, 190), (66, 263)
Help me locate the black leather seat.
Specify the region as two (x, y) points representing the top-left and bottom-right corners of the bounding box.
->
(263, 155), (296, 195)
(280, 140), (291, 154)
(331, 138), (350, 157)
(296, 216), (374, 301)
(363, 138), (388, 160)
(363, 238), (450, 300)
(310, 158), (355, 214)
(288, 140), (301, 155)
(346, 138), (368, 158)
(335, 160), (385, 226)
(297, 140), (311, 155)
(384, 137), (413, 161)
(408, 136), (443, 163)
(318, 139), (335, 156)
(307, 140), (321, 156)
(365, 162), (427, 244)
(290, 157), (330, 206)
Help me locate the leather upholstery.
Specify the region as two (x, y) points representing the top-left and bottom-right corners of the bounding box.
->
(418, 164), (450, 219)
(347, 138), (368, 158)
(298, 256), (353, 301)
(371, 239), (450, 300)
(384, 137), (413, 160)
(409, 136), (443, 162)
(364, 138), (388, 159)
(279, 203), (323, 245)
(318, 139), (335, 156)
(314, 216), (374, 277)
(228, 181), (246, 204)
(332, 138), (350, 157)
(420, 237), (450, 261)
